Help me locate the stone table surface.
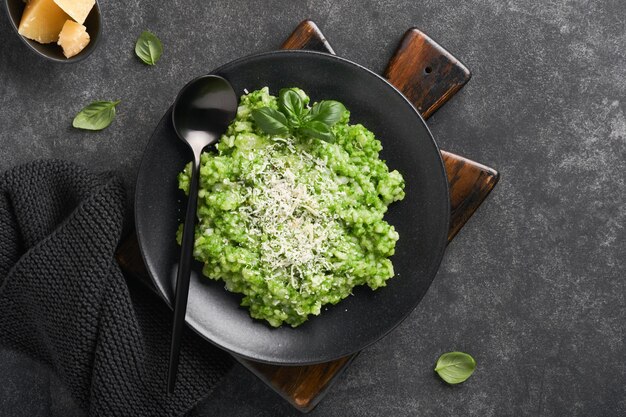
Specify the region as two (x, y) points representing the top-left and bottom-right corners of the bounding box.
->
(1, 0), (625, 416)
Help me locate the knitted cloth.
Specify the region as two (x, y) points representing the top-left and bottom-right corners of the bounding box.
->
(0, 160), (232, 416)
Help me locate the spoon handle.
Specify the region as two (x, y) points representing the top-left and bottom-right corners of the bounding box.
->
(167, 153), (201, 394)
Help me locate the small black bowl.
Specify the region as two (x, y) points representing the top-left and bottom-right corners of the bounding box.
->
(3, 0), (101, 63)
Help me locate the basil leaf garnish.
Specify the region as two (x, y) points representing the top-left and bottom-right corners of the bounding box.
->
(309, 100), (346, 126)
(135, 31), (163, 65)
(252, 92), (344, 143)
(434, 352), (476, 384)
(72, 100), (121, 131)
(300, 121), (335, 143)
(251, 107), (290, 135)
(279, 88), (304, 120)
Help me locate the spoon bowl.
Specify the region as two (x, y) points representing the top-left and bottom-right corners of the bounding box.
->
(172, 75), (239, 151)
(167, 74), (237, 393)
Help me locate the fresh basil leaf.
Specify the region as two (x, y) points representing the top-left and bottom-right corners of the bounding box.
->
(278, 88), (304, 120)
(300, 120), (335, 143)
(72, 100), (121, 131)
(135, 31), (163, 65)
(434, 352), (476, 385)
(251, 107), (290, 135)
(308, 100), (346, 126)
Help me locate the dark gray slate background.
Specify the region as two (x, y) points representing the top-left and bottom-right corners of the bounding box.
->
(1, 0), (625, 416)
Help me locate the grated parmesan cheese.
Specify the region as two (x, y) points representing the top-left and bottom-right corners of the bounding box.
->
(238, 138), (338, 289)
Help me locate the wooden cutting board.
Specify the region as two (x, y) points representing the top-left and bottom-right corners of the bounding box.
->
(116, 19), (499, 413)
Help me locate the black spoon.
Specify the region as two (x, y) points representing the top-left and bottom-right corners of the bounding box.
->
(168, 75), (237, 393)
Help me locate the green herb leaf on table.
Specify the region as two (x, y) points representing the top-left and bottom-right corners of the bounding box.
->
(72, 100), (121, 131)
(308, 100), (346, 126)
(135, 31), (163, 65)
(434, 352), (476, 384)
(251, 107), (290, 135)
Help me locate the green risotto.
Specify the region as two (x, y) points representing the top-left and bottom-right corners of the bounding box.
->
(178, 87), (405, 327)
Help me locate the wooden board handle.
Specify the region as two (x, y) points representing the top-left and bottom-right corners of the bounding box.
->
(384, 28), (471, 119)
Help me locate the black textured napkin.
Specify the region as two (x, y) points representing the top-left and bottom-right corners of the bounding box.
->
(0, 160), (232, 417)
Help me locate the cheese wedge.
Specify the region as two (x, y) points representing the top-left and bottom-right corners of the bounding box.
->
(57, 19), (90, 58)
(18, 0), (70, 44)
(52, 0), (95, 24)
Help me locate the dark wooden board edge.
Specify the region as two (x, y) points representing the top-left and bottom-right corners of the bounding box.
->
(115, 19), (500, 414)
(443, 152), (500, 241)
(239, 354), (356, 411)
(280, 20), (335, 54)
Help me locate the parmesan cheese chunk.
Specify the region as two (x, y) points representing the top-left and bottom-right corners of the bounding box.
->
(18, 0), (70, 44)
(53, 0), (95, 24)
(57, 19), (90, 58)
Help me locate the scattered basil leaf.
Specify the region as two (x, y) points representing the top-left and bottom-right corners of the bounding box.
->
(251, 107), (289, 135)
(300, 120), (335, 143)
(135, 31), (163, 65)
(308, 100), (346, 126)
(434, 352), (476, 385)
(279, 88), (304, 120)
(72, 100), (121, 131)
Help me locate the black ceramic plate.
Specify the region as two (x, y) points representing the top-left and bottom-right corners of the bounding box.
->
(135, 50), (449, 365)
